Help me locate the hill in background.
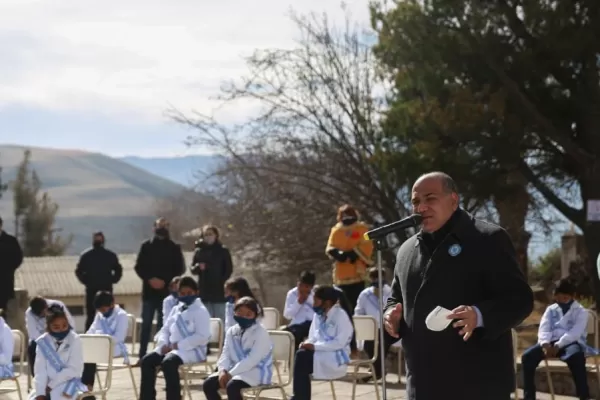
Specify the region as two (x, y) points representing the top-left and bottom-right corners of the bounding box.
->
(119, 155), (221, 187)
(0, 145), (185, 254)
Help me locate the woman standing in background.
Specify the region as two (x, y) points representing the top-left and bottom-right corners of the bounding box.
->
(325, 205), (374, 311)
(191, 225), (234, 324)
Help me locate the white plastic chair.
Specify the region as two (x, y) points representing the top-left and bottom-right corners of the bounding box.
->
(76, 334), (114, 400)
(240, 330), (294, 400)
(127, 313), (138, 355)
(262, 308), (281, 330)
(0, 330), (25, 400)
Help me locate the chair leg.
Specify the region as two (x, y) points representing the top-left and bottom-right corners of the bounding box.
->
(278, 386), (288, 400)
(275, 363), (283, 385)
(128, 366), (139, 399)
(329, 381), (337, 400)
(371, 366), (381, 400)
(351, 365), (359, 400)
(14, 378), (23, 400)
(543, 359), (555, 400)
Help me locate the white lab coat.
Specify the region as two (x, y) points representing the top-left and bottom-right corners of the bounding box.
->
(213, 322), (273, 386)
(225, 301), (235, 332)
(539, 301), (589, 348)
(306, 305), (353, 380)
(0, 317), (14, 378)
(163, 295), (178, 325)
(354, 284), (392, 329)
(86, 305), (129, 361)
(25, 299), (76, 343)
(29, 331), (86, 400)
(283, 287), (315, 325)
(154, 299), (211, 364)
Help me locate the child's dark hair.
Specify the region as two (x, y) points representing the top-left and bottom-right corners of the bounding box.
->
(29, 296), (48, 316)
(225, 277), (256, 300)
(299, 270), (316, 286)
(93, 291), (114, 309)
(234, 296), (263, 317)
(554, 279), (576, 296)
(179, 276), (199, 292)
(368, 267), (383, 281)
(46, 305), (68, 328)
(314, 285), (340, 303)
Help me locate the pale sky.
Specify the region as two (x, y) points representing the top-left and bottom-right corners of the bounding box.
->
(0, 0), (371, 157)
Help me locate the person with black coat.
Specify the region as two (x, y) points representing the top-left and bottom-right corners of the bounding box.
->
(134, 217), (185, 360)
(191, 225), (233, 323)
(383, 172), (534, 400)
(75, 231), (123, 331)
(0, 217), (23, 320)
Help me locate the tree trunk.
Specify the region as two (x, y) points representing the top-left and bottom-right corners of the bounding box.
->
(494, 171), (531, 279)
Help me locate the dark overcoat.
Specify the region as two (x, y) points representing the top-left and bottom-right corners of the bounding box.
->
(385, 210), (533, 400)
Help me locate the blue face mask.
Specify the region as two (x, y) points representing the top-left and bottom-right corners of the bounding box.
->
(226, 296), (235, 304)
(102, 308), (114, 318)
(234, 315), (256, 329)
(50, 329), (70, 341)
(179, 295), (197, 305)
(370, 281), (379, 287)
(312, 306), (325, 316)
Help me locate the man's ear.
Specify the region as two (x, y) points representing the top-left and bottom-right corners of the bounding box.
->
(451, 192), (459, 208)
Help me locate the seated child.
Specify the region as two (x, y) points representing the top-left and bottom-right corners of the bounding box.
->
(26, 297), (76, 377)
(283, 271), (316, 349)
(139, 277), (211, 400)
(82, 291), (130, 392)
(203, 296), (273, 400)
(29, 305), (88, 400)
(290, 285), (354, 400)
(0, 311), (14, 379)
(224, 277), (261, 332)
(354, 267), (393, 380)
(521, 279), (592, 400)
(153, 276), (181, 344)
(333, 285), (358, 357)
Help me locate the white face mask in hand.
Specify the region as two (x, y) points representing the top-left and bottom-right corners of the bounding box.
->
(425, 306), (453, 331)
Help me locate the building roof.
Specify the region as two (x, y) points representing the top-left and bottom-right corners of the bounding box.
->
(15, 252), (195, 298)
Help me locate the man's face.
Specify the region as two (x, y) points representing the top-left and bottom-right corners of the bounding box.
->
(297, 282), (312, 298)
(93, 234), (104, 246)
(411, 177), (458, 233)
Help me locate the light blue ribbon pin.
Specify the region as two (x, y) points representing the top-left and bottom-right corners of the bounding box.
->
(448, 244), (462, 257)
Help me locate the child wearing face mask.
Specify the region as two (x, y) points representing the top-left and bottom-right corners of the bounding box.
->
(83, 291), (130, 394)
(354, 267), (393, 381)
(29, 306), (89, 400)
(139, 277), (211, 400)
(203, 296), (272, 400)
(291, 285), (354, 400)
(0, 310), (15, 380)
(224, 277), (261, 332)
(521, 279), (596, 400)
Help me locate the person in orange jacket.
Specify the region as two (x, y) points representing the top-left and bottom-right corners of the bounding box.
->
(325, 204), (374, 310)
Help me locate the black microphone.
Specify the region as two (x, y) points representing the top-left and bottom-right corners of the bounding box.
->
(363, 214), (423, 241)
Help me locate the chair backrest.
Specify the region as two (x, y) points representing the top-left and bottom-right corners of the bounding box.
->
(262, 308), (280, 330)
(126, 313), (137, 354)
(11, 330), (25, 377)
(353, 316), (378, 361)
(80, 334), (114, 391)
(586, 309), (598, 348)
(269, 330), (294, 387)
(209, 318), (224, 353)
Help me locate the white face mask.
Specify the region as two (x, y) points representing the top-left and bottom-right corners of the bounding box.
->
(204, 236), (216, 245)
(425, 306), (453, 332)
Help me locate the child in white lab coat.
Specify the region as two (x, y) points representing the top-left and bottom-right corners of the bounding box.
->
(224, 277), (260, 332)
(29, 305), (88, 400)
(139, 276), (211, 400)
(521, 279), (593, 400)
(283, 271), (316, 349)
(203, 296), (273, 400)
(26, 297), (76, 378)
(0, 312), (14, 379)
(82, 291), (130, 393)
(153, 276), (181, 344)
(354, 267), (393, 380)
(291, 285), (354, 400)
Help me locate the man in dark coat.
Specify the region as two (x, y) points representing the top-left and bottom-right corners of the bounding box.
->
(384, 172), (533, 400)
(75, 231), (123, 330)
(0, 217), (23, 319)
(134, 217), (185, 360)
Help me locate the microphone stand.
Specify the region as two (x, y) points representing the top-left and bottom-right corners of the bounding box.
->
(374, 237), (388, 400)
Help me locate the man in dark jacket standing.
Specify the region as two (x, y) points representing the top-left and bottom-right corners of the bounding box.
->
(383, 172), (533, 400)
(75, 231), (123, 330)
(191, 225), (233, 323)
(134, 217), (185, 360)
(0, 217), (23, 319)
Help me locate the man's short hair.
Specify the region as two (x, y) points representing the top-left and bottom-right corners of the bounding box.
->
(93, 291), (114, 309)
(417, 171), (458, 194)
(299, 270), (316, 286)
(29, 296), (48, 316)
